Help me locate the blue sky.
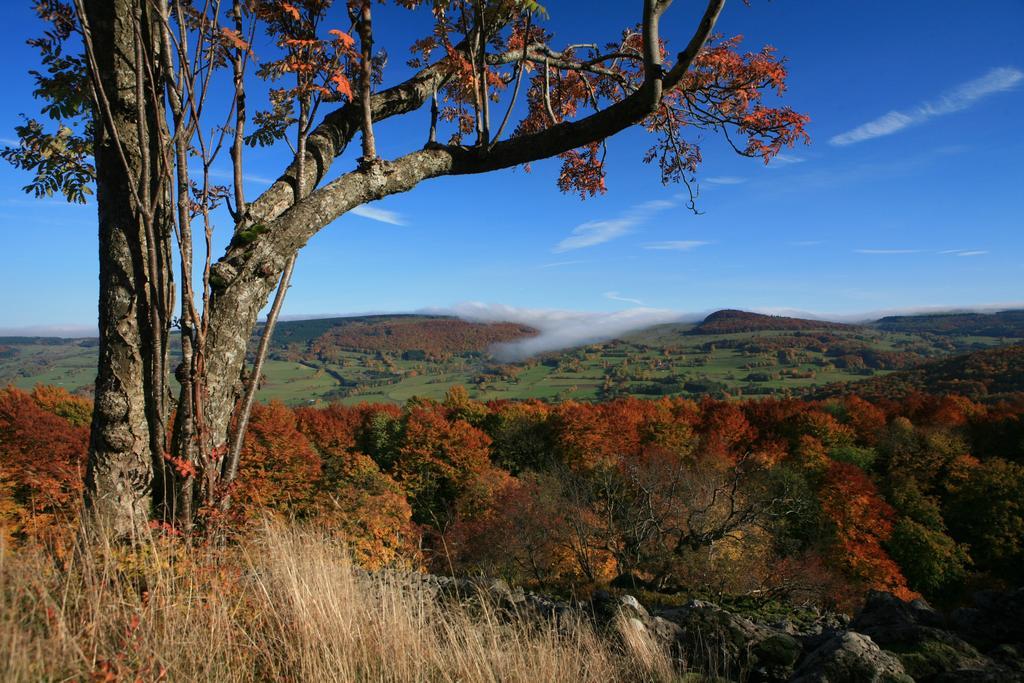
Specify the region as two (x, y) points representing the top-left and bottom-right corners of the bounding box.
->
(1, 0), (1023, 334)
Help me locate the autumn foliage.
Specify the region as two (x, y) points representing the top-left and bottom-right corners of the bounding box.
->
(310, 318), (537, 360)
(692, 309), (852, 335)
(5, 381), (1024, 610)
(0, 386), (88, 546)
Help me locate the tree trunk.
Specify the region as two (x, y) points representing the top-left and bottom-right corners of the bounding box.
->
(83, 0), (173, 538)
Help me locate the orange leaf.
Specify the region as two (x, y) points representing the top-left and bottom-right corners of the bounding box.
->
(329, 29), (356, 49)
(331, 73), (353, 99)
(221, 27), (249, 52)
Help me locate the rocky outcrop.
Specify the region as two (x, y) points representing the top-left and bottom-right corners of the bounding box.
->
(655, 599), (803, 681)
(847, 591), (995, 681)
(362, 570), (1024, 681)
(950, 588), (1024, 649)
(790, 631), (911, 683)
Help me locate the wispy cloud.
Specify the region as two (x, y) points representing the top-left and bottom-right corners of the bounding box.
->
(704, 176), (746, 185)
(440, 302), (695, 360)
(771, 154), (806, 166)
(952, 250), (988, 257)
(553, 199), (673, 252)
(854, 249), (922, 255)
(643, 240), (710, 251)
(534, 260), (586, 269)
(791, 240), (823, 247)
(858, 248), (989, 257)
(831, 66), (1024, 146)
(207, 168), (275, 184)
(604, 291), (645, 305)
(349, 205), (407, 226)
(766, 145), (968, 195)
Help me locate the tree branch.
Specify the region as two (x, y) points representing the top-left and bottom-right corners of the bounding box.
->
(219, 0), (726, 280)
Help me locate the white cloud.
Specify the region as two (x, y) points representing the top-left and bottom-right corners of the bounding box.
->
(534, 260), (586, 269)
(771, 154), (806, 166)
(643, 240), (710, 251)
(832, 112), (915, 146)
(604, 291), (645, 306)
(854, 248), (922, 254)
(830, 66), (1023, 146)
(206, 168), (275, 185)
(704, 176), (746, 185)
(438, 301), (1024, 360)
(791, 240), (823, 247)
(553, 199), (673, 252)
(940, 248), (988, 257)
(349, 204), (407, 226)
(438, 302), (696, 360)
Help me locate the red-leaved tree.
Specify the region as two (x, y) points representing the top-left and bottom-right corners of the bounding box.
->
(6, 0), (808, 534)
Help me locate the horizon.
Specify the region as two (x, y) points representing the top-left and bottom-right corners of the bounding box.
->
(3, 300), (1022, 341)
(1, 1), (1023, 331)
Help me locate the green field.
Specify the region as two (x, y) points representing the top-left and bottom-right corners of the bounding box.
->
(2, 312), (1020, 406)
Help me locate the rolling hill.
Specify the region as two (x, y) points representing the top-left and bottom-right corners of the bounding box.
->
(1, 309), (1021, 405)
(689, 309), (853, 334)
(874, 309), (1024, 337)
(819, 344), (1024, 401)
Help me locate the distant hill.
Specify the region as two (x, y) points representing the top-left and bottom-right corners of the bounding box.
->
(689, 309), (852, 335)
(873, 309), (1024, 337)
(822, 345), (1024, 401)
(3, 310), (1022, 406)
(276, 315), (538, 360)
(267, 314), (450, 347)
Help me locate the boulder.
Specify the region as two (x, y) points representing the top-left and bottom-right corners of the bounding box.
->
(951, 588), (1024, 648)
(851, 590), (1017, 681)
(657, 600), (802, 682)
(790, 631), (912, 683)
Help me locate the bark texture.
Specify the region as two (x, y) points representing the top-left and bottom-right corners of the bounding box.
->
(83, 0), (173, 537)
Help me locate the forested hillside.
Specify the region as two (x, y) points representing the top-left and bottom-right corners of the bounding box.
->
(689, 309), (853, 334)
(2, 310), (1021, 405)
(5, 383), (1023, 608)
(822, 345), (1024, 401)
(876, 309), (1024, 337)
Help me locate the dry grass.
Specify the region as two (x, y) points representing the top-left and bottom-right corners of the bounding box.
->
(0, 523), (678, 682)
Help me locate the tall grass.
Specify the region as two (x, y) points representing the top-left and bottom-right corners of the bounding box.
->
(0, 523), (676, 682)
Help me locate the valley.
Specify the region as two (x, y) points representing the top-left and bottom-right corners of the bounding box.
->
(2, 308), (1022, 405)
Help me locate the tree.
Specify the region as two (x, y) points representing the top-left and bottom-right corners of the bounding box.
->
(818, 461), (914, 601)
(945, 457), (1024, 585)
(228, 401), (322, 521)
(0, 386), (89, 546)
(8, 0), (808, 533)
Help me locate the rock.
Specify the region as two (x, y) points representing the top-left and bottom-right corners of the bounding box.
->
(852, 591), (946, 632)
(590, 590), (653, 630)
(790, 631), (912, 683)
(851, 590), (1005, 681)
(479, 577), (526, 609)
(952, 588), (1024, 648)
(617, 594), (648, 618)
(354, 571), (1024, 681)
(657, 600), (801, 682)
